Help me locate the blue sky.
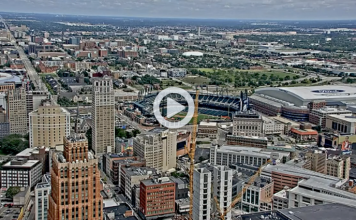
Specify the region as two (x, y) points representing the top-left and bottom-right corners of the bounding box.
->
(2, 0), (356, 20)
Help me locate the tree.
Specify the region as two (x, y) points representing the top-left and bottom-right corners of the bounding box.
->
(85, 128), (92, 149)
(132, 129), (141, 137)
(5, 186), (21, 199)
(0, 134), (29, 155)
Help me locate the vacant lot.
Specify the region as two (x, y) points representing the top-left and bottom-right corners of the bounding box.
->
(182, 76), (211, 85)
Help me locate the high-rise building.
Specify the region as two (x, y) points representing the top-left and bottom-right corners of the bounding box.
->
(134, 128), (177, 172)
(91, 77), (115, 155)
(35, 174), (51, 220)
(6, 88), (28, 134)
(139, 177), (175, 219)
(48, 134), (103, 220)
(0, 158), (42, 188)
(0, 105), (9, 139)
(213, 166), (233, 219)
(193, 168), (212, 220)
(29, 99), (70, 148)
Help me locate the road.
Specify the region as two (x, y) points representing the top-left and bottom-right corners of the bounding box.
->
(0, 15), (47, 92)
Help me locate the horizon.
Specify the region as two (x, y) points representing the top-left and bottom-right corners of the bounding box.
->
(1, 0), (356, 21)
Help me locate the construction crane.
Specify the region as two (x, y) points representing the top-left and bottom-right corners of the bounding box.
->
(187, 89), (200, 220)
(214, 160), (271, 220)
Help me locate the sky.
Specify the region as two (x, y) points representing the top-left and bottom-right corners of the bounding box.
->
(2, 0), (356, 20)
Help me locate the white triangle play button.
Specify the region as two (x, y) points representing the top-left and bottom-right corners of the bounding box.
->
(166, 98), (185, 118)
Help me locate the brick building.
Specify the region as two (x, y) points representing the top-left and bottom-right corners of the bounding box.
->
(48, 134), (103, 220)
(139, 178), (175, 219)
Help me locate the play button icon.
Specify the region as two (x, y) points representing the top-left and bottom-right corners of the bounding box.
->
(153, 87), (195, 129)
(166, 98), (186, 118)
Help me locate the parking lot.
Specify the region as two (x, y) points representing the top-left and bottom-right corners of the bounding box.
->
(0, 207), (21, 220)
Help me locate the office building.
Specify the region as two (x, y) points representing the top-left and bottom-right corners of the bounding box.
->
(92, 77), (115, 155)
(233, 111), (263, 137)
(134, 128), (177, 172)
(6, 87), (28, 134)
(272, 188), (290, 210)
(17, 147), (50, 174)
(35, 174), (51, 220)
(193, 168), (211, 220)
(0, 158), (42, 188)
(325, 113), (356, 133)
(226, 135), (268, 148)
(170, 176), (189, 200)
(213, 166), (232, 219)
(197, 121), (218, 139)
(326, 155), (350, 180)
(120, 167), (155, 201)
(102, 153), (146, 186)
(210, 145), (290, 167)
(48, 134), (103, 220)
(309, 107), (351, 128)
(240, 203), (356, 220)
(139, 178), (175, 219)
(261, 163), (356, 208)
(29, 99), (71, 148)
(241, 177), (274, 213)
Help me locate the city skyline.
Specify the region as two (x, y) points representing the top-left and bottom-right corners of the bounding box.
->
(1, 0), (356, 20)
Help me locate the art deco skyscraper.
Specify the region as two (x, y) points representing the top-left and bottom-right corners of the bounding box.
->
(91, 77), (115, 155)
(48, 134), (103, 220)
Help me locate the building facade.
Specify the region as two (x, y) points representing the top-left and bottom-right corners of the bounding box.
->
(213, 166), (232, 219)
(29, 100), (71, 148)
(6, 88), (28, 134)
(193, 168), (212, 220)
(0, 158), (42, 188)
(35, 174), (51, 220)
(91, 77), (115, 155)
(48, 135), (103, 220)
(134, 129), (177, 172)
(139, 178), (175, 219)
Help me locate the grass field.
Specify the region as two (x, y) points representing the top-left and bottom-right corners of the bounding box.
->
(196, 68), (215, 73)
(172, 112), (220, 123)
(182, 76), (211, 85)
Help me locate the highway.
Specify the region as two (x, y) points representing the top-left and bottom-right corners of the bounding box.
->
(0, 15), (47, 92)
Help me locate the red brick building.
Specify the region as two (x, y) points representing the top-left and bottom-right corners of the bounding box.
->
(139, 178), (175, 219)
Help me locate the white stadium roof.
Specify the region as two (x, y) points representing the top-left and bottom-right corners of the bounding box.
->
(182, 51), (204, 57)
(255, 86), (356, 105)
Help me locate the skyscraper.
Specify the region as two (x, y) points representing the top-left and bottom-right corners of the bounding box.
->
(193, 168), (212, 220)
(213, 166), (233, 220)
(6, 87), (28, 134)
(48, 134), (103, 220)
(29, 99), (70, 148)
(91, 77), (115, 155)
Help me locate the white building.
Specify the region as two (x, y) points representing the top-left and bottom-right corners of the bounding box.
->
(213, 166), (232, 220)
(193, 168), (211, 220)
(325, 113), (356, 134)
(0, 158), (42, 188)
(134, 128), (177, 172)
(241, 176), (274, 213)
(35, 174), (51, 220)
(210, 145), (290, 167)
(262, 116), (285, 135)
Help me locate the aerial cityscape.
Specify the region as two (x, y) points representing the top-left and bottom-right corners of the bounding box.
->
(0, 2), (356, 220)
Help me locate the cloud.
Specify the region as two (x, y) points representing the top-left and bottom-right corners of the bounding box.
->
(1, 0), (356, 19)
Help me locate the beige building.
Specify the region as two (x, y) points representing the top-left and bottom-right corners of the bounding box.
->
(197, 121), (218, 139)
(91, 77), (115, 155)
(303, 150), (327, 174)
(6, 88), (28, 134)
(326, 156), (350, 180)
(29, 99), (70, 148)
(134, 128), (177, 172)
(325, 113), (356, 134)
(233, 111), (263, 137)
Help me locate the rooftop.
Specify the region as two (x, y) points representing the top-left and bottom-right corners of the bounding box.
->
(141, 177), (173, 186)
(103, 203), (137, 220)
(327, 113), (356, 123)
(3, 159), (40, 169)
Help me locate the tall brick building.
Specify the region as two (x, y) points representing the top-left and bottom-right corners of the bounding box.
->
(48, 134), (103, 220)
